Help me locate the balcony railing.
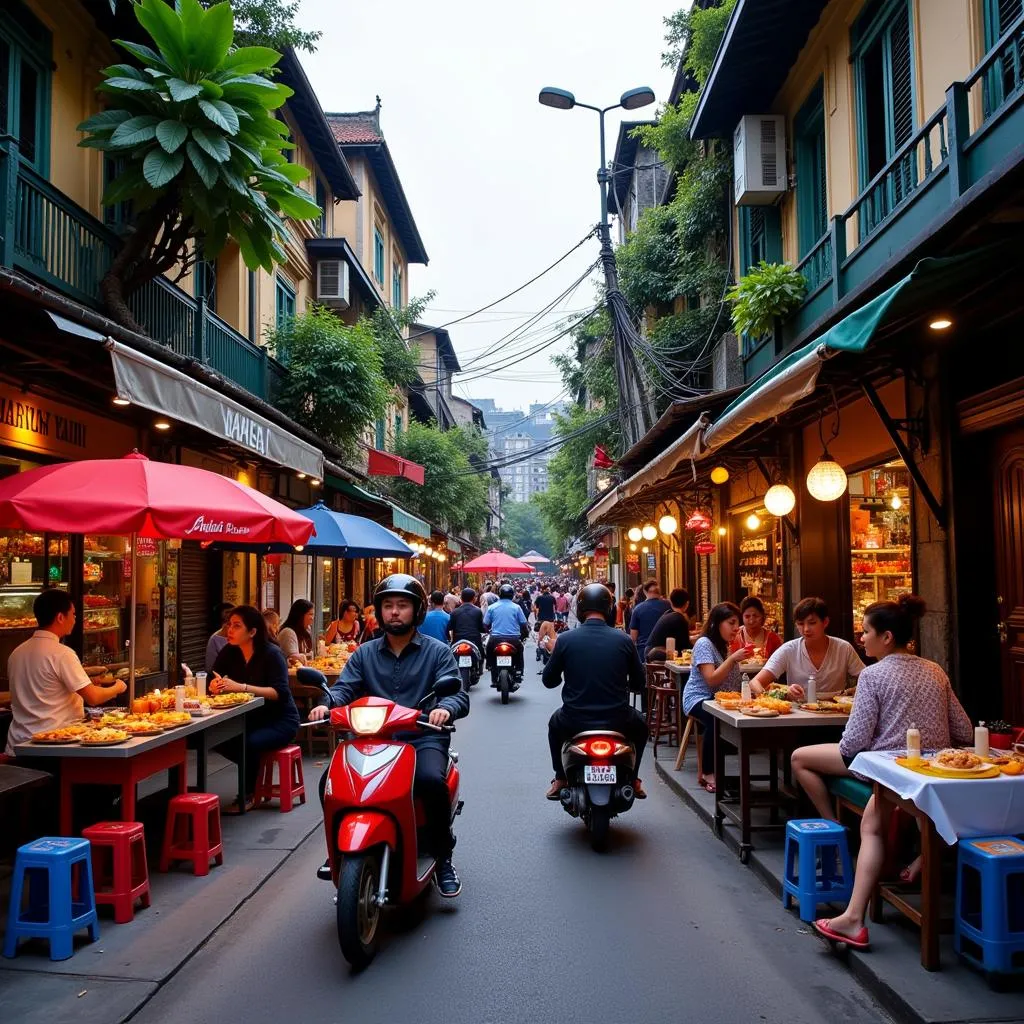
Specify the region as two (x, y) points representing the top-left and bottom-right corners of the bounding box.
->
(0, 138), (284, 404)
(751, 10), (1024, 378)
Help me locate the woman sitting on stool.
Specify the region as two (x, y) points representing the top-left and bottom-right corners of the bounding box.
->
(211, 605), (300, 814)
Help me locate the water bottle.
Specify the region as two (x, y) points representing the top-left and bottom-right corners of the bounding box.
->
(974, 721), (990, 759)
(906, 722), (921, 760)
(195, 671), (207, 699)
(740, 673), (751, 702)
(174, 684), (185, 713)
(806, 673), (817, 704)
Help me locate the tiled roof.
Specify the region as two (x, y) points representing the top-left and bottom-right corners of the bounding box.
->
(326, 112), (383, 145)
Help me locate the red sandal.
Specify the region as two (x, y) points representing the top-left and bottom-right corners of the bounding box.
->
(813, 919), (870, 950)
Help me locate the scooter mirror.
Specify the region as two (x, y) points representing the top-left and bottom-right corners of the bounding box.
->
(433, 676), (462, 699)
(296, 667), (334, 707)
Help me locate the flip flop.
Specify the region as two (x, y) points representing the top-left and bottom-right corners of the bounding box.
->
(702, 780), (717, 794)
(812, 919), (870, 950)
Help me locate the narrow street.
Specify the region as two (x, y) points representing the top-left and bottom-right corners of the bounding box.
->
(131, 639), (888, 1024)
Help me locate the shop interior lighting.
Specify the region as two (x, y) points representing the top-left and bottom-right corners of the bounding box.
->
(112, 396), (131, 406)
(763, 483), (796, 517)
(627, 526), (643, 543)
(928, 317), (953, 331)
(717, 526), (727, 537)
(745, 513), (761, 531)
(629, 543), (637, 552)
(658, 515), (678, 535)
(641, 524), (658, 541)
(153, 420), (171, 431)
(710, 466), (729, 485)
(310, 479), (321, 487)
(641, 546), (649, 554)
(889, 493), (903, 510)
(297, 472), (307, 479)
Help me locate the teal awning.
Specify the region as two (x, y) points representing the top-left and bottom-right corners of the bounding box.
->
(390, 504), (431, 539)
(328, 476), (389, 508)
(447, 538), (462, 554)
(326, 475), (430, 539)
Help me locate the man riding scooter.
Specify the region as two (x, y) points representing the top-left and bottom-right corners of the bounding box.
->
(448, 587), (487, 688)
(542, 583), (650, 800)
(482, 583), (529, 682)
(309, 574), (469, 897)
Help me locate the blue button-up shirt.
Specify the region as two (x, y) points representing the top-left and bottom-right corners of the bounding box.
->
(325, 632), (468, 749)
(483, 599), (527, 637)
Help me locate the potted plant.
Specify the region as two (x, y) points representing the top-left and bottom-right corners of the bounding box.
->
(726, 261), (808, 341)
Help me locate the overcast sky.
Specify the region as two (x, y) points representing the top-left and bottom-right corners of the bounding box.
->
(297, 0), (679, 416)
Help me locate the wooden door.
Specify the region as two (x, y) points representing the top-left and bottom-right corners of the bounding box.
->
(993, 429), (1024, 724)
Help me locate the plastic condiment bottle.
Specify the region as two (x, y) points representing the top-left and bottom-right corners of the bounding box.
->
(317, 639), (327, 658)
(975, 721), (990, 759)
(741, 673), (751, 702)
(174, 684), (185, 713)
(906, 722), (921, 760)
(806, 673), (817, 704)
(195, 671), (207, 699)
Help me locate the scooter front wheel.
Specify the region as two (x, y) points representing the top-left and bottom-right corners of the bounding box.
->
(337, 852), (381, 970)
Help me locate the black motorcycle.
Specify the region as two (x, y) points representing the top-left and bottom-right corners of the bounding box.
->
(558, 730), (637, 851)
(487, 636), (523, 704)
(450, 638), (483, 691)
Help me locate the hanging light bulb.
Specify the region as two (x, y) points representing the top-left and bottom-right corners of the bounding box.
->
(627, 527), (643, 543)
(889, 492), (903, 510)
(658, 514), (678, 535)
(717, 526), (727, 537)
(806, 453), (848, 502)
(641, 546), (649, 554)
(710, 466), (729, 485)
(629, 543), (637, 552)
(745, 513), (761, 531)
(764, 483), (796, 517)
(641, 524), (657, 541)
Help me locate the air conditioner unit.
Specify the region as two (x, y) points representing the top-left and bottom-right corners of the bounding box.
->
(733, 115), (788, 205)
(316, 259), (350, 307)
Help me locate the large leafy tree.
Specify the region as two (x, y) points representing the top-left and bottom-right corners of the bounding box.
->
(500, 501), (550, 559)
(389, 423), (490, 540)
(267, 306), (389, 454)
(78, 0), (321, 330)
(227, 0), (321, 53)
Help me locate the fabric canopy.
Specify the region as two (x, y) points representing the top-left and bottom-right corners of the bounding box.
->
(367, 448), (425, 485)
(0, 452), (315, 544)
(460, 550), (534, 574)
(518, 550), (552, 564)
(292, 502), (413, 558)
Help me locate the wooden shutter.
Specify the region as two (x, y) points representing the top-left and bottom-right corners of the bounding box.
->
(178, 541), (210, 673)
(888, 3), (913, 151)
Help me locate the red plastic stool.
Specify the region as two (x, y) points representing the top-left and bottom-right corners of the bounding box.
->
(159, 794), (223, 876)
(253, 745), (306, 813)
(81, 822), (151, 924)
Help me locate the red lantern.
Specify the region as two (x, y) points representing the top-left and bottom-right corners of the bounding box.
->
(685, 511), (712, 532)
(694, 541), (716, 555)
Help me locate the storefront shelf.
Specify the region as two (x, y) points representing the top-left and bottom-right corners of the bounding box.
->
(851, 548), (907, 555)
(84, 553), (124, 561)
(852, 572), (913, 578)
(82, 625), (119, 634)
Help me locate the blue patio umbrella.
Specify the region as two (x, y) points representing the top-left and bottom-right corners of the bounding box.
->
(293, 502), (414, 558)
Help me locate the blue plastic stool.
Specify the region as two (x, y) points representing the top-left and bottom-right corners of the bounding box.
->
(3, 837), (100, 961)
(954, 836), (1024, 976)
(782, 819), (854, 922)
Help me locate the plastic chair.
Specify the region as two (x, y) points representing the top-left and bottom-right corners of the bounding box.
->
(82, 822), (151, 924)
(782, 819), (854, 922)
(159, 793), (223, 876)
(3, 837), (99, 960)
(954, 836), (1024, 976)
(253, 745), (306, 813)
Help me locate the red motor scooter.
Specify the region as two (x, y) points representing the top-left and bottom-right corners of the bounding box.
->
(319, 678), (463, 969)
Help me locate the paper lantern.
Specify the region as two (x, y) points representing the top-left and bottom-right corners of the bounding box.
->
(710, 466), (729, 484)
(685, 511), (712, 532)
(694, 541), (716, 555)
(658, 515), (678, 535)
(764, 483), (796, 517)
(627, 527), (643, 543)
(641, 524), (658, 541)
(806, 455), (848, 502)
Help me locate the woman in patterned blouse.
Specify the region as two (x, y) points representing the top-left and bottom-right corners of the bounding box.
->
(802, 595), (973, 950)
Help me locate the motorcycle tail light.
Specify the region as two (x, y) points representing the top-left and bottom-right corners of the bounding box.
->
(496, 643), (512, 653)
(588, 739), (613, 757)
(456, 644), (472, 655)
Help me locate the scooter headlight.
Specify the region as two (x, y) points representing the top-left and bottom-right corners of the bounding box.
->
(349, 706), (388, 735)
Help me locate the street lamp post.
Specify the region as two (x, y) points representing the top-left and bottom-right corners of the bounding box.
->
(538, 85), (656, 448)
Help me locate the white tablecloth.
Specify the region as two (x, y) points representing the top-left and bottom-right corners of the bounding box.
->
(848, 749), (1024, 846)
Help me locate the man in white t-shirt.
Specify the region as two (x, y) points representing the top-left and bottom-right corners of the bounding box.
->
(6, 589), (127, 755)
(750, 597), (864, 700)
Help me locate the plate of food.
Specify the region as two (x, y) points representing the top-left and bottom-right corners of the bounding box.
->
(208, 692), (255, 709)
(799, 702), (848, 714)
(715, 691), (742, 704)
(930, 749), (992, 774)
(738, 661), (766, 674)
(31, 726), (88, 744)
(741, 706), (779, 718)
(116, 720), (165, 736)
(80, 727), (130, 746)
(753, 696), (792, 715)
(149, 710), (192, 727)
(833, 696), (855, 709)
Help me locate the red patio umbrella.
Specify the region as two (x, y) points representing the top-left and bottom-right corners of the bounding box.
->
(0, 452), (315, 695)
(459, 549), (534, 574)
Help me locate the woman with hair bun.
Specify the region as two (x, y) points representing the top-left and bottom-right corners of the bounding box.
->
(793, 595), (974, 950)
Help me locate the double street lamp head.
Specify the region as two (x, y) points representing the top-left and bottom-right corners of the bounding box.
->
(538, 86), (655, 112)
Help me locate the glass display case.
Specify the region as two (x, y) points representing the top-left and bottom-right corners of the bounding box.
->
(849, 461), (914, 634)
(734, 510), (784, 635)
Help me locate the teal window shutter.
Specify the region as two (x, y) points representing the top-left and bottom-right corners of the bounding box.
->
(375, 417), (385, 449)
(392, 261), (402, 308)
(794, 79), (828, 258)
(394, 412), (403, 437)
(0, 2), (52, 174)
(373, 228), (385, 283)
(982, 0), (1024, 115)
(315, 177), (326, 236)
(738, 206), (781, 273)
(275, 275), (295, 327)
(103, 155), (134, 230)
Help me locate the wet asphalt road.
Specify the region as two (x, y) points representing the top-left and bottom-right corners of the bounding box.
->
(131, 638), (889, 1024)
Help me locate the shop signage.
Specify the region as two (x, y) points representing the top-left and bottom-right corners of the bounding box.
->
(0, 384), (136, 461)
(594, 545), (608, 576)
(626, 557), (640, 573)
(646, 553), (656, 574)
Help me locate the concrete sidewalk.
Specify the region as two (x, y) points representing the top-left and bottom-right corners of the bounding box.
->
(653, 745), (1024, 1024)
(0, 750), (325, 1024)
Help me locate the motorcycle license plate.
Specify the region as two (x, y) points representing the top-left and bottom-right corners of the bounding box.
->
(458, 656), (472, 667)
(584, 765), (617, 784)
(496, 656), (512, 667)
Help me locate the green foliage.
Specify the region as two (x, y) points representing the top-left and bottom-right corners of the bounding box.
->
(389, 423), (490, 540)
(500, 501), (550, 559)
(267, 306), (389, 452)
(726, 262), (808, 339)
(661, 0), (738, 81)
(552, 308), (617, 409)
(79, 0), (320, 326)
(632, 92), (699, 169)
(369, 292), (434, 389)
(226, 0), (322, 53)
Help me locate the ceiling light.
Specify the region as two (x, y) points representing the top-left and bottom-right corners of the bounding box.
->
(310, 479), (321, 487)
(641, 524), (658, 541)
(806, 454), (849, 502)
(627, 527), (643, 543)
(153, 420), (171, 431)
(928, 317), (953, 331)
(710, 466), (729, 485)
(297, 472), (306, 480)
(641, 546), (649, 553)
(629, 543), (637, 552)
(764, 483), (796, 517)
(112, 396), (130, 406)
(890, 493), (903, 510)
(745, 513), (761, 531)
